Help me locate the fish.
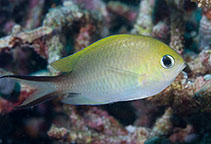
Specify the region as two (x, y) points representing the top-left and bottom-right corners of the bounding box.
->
(0, 34), (185, 108)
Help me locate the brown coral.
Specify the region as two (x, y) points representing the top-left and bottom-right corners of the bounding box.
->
(169, 125), (196, 143)
(48, 105), (150, 143)
(167, 0), (185, 54)
(150, 108), (173, 137)
(0, 25), (53, 58)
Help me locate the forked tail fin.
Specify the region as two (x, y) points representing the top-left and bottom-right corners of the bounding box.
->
(0, 75), (61, 109)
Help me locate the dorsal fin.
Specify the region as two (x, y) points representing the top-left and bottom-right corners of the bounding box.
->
(50, 53), (81, 72)
(50, 35), (129, 72)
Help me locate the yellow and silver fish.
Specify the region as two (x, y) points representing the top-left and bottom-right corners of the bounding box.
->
(0, 34), (185, 108)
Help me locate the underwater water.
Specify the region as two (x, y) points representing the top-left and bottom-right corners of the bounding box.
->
(0, 0), (211, 144)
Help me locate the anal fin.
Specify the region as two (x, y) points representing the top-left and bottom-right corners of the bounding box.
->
(62, 93), (105, 105)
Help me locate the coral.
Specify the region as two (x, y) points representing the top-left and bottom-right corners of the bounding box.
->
(152, 21), (169, 40)
(191, 0), (211, 8)
(43, 0), (107, 74)
(150, 108), (173, 137)
(188, 49), (211, 76)
(0, 25), (53, 58)
(72, 0), (109, 24)
(167, 0), (185, 54)
(107, 1), (137, 22)
(199, 12), (211, 50)
(48, 105), (150, 143)
(132, 100), (160, 127)
(46, 35), (63, 75)
(42, 1), (85, 72)
(49, 125), (136, 143)
(131, 0), (155, 36)
(43, 1), (84, 30)
(74, 24), (96, 51)
(169, 125), (196, 143)
(43, 0), (106, 36)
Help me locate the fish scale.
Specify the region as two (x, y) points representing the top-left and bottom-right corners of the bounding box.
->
(69, 39), (138, 89)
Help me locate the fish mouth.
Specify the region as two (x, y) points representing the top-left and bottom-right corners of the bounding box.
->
(181, 63), (186, 71)
(177, 62), (186, 74)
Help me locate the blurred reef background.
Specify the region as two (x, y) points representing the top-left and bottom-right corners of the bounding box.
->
(0, 0), (210, 143)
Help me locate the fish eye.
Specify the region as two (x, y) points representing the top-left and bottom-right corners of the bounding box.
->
(160, 54), (175, 69)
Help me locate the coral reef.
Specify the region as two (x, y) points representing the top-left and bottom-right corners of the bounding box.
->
(188, 49), (211, 76)
(72, 0), (109, 23)
(131, 0), (155, 36)
(169, 125), (197, 143)
(48, 105), (150, 143)
(167, 0), (185, 54)
(150, 108), (173, 137)
(107, 1), (137, 22)
(0, 25), (52, 58)
(43, 0), (108, 74)
(152, 21), (169, 40)
(199, 9), (211, 50)
(0, 0), (210, 143)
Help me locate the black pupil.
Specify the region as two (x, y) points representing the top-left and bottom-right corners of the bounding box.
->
(163, 55), (172, 67)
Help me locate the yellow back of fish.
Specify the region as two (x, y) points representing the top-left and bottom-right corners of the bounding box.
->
(51, 35), (124, 72)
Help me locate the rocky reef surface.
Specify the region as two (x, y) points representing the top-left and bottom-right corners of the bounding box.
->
(0, 0), (210, 143)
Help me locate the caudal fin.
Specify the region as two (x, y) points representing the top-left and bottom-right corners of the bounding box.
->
(0, 75), (60, 109)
